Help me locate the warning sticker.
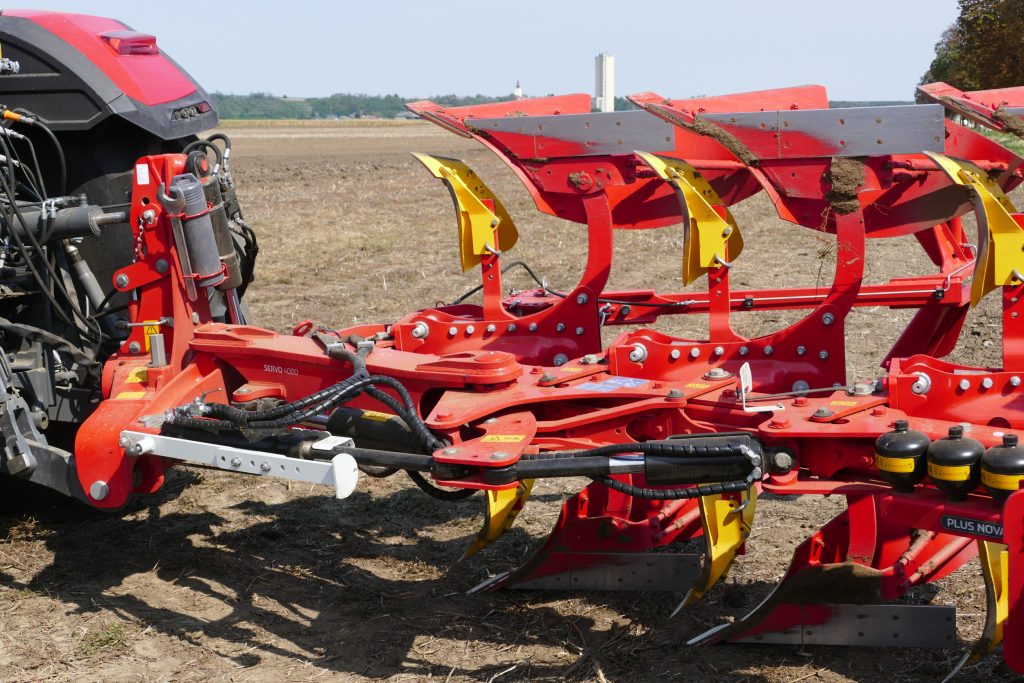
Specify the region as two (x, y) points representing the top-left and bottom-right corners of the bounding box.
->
(830, 400), (858, 407)
(135, 163), (150, 186)
(482, 435), (525, 443)
(114, 391), (146, 400)
(124, 367), (148, 384)
(577, 377), (649, 393)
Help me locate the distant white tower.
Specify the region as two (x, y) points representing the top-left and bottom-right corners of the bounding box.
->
(514, 80), (523, 100)
(595, 52), (615, 112)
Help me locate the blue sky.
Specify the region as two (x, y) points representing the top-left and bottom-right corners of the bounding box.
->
(9, 1), (959, 101)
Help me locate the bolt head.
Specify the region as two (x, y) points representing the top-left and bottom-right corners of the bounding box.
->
(528, 323), (538, 332)
(822, 312), (835, 325)
(713, 346), (725, 356)
(128, 341), (142, 354)
(230, 457), (242, 467)
(553, 354), (569, 366)
(575, 327), (584, 336)
(739, 346), (749, 356)
(689, 348), (700, 359)
(115, 274), (129, 288)
(155, 259), (169, 274)
(1012, 376), (1022, 388)
(796, 345), (807, 356)
(486, 324), (496, 333)
(818, 350), (829, 361)
(507, 324), (517, 333)
(981, 377), (994, 389)
(448, 326), (458, 336)
(118, 436), (131, 448)
(763, 345), (774, 356)
(89, 481), (109, 501)
(576, 293), (588, 305)
(670, 349), (681, 360)
(260, 462), (271, 472)
(465, 325), (475, 335)
(958, 379), (971, 391)
(556, 323), (565, 332)
(813, 407), (834, 418)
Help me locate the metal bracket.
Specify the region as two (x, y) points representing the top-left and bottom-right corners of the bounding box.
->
(119, 430), (359, 500)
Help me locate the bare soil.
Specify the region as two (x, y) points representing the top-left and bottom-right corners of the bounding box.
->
(0, 121), (1018, 682)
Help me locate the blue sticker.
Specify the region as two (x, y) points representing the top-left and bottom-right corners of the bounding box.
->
(577, 376), (649, 393)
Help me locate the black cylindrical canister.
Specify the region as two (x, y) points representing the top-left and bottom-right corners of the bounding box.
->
(875, 419), (929, 492)
(927, 425), (983, 500)
(981, 433), (1024, 501)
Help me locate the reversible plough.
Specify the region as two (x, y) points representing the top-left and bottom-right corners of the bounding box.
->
(3, 10), (1024, 677)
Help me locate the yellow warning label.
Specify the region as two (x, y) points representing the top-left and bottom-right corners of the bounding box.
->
(982, 469), (1024, 491)
(482, 435), (525, 443)
(114, 391), (146, 400)
(561, 367), (583, 373)
(929, 462), (972, 482)
(831, 400), (858, 407)
(142, 322), (160, 351)
(361, 410), (393, 422)
(686, 383), (710, 389)
(124, 367), (148, 384)
(876, 454), (916, 474)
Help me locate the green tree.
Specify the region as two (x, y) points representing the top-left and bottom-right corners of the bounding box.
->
(920, 0), (1024, 91)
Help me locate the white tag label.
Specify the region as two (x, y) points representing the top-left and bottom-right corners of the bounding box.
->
(135, 163), (150, 186)
(311, 435), (352, 452)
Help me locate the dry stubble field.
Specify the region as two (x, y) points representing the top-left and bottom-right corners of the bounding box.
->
(0, 120), (1019, 682)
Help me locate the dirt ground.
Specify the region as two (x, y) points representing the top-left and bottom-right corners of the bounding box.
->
(0, 120), (1020, 682)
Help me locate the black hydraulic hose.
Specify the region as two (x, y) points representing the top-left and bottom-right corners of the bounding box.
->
(182, 139), (224, 169)
(13, 109), (66, 195)
(595, 476), (754, 500)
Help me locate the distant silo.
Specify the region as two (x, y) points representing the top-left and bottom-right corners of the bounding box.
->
(595, 53), (615, 112)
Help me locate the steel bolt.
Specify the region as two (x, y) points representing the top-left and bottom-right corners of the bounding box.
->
(507, 323), (517, 333)
(689, 347), (700, 359)
(739, 346), (749, 356)
(792, 380), (810, 393)
(822, 312), (835, 326)
(713, 346), (725, 356)
(553, 353), (569, 366)
(576, 293), (589, 305)
(128, 341), (141, 354)
(769, 450), (795, 473)
(981, 377), (994, 390)
(539, 374), (556, 383)
(118, 435), (131, 448)
(1012, 376), (1022, 388)
(230, 457), (242, 467)
(89, 481), (109, 501)
(486, 324), (496, 334)
(260, 462), (271, 472)
(528, 322), (538, 332)
(666, 389), (685, 399)
(142, 209), (157, 224)
(705, 368), (730, 380)
(575, 327), (585, 336)
(958, 379), (971, 391)
(556, 323), (566, 333)
(813, 407), (834, 418)
(670, 349), (681, 360)
(466, 325), (475, 335)
(628, 343), (648, 363)
(155, 259), (169, 274)
(763, 345), (774, 356)
(115, 274), (129, 288)
(411, 322), (430, 339)
(448, 326), (458, 336)
(818, 350), (829, 361)
(796, 345), (807, 356)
